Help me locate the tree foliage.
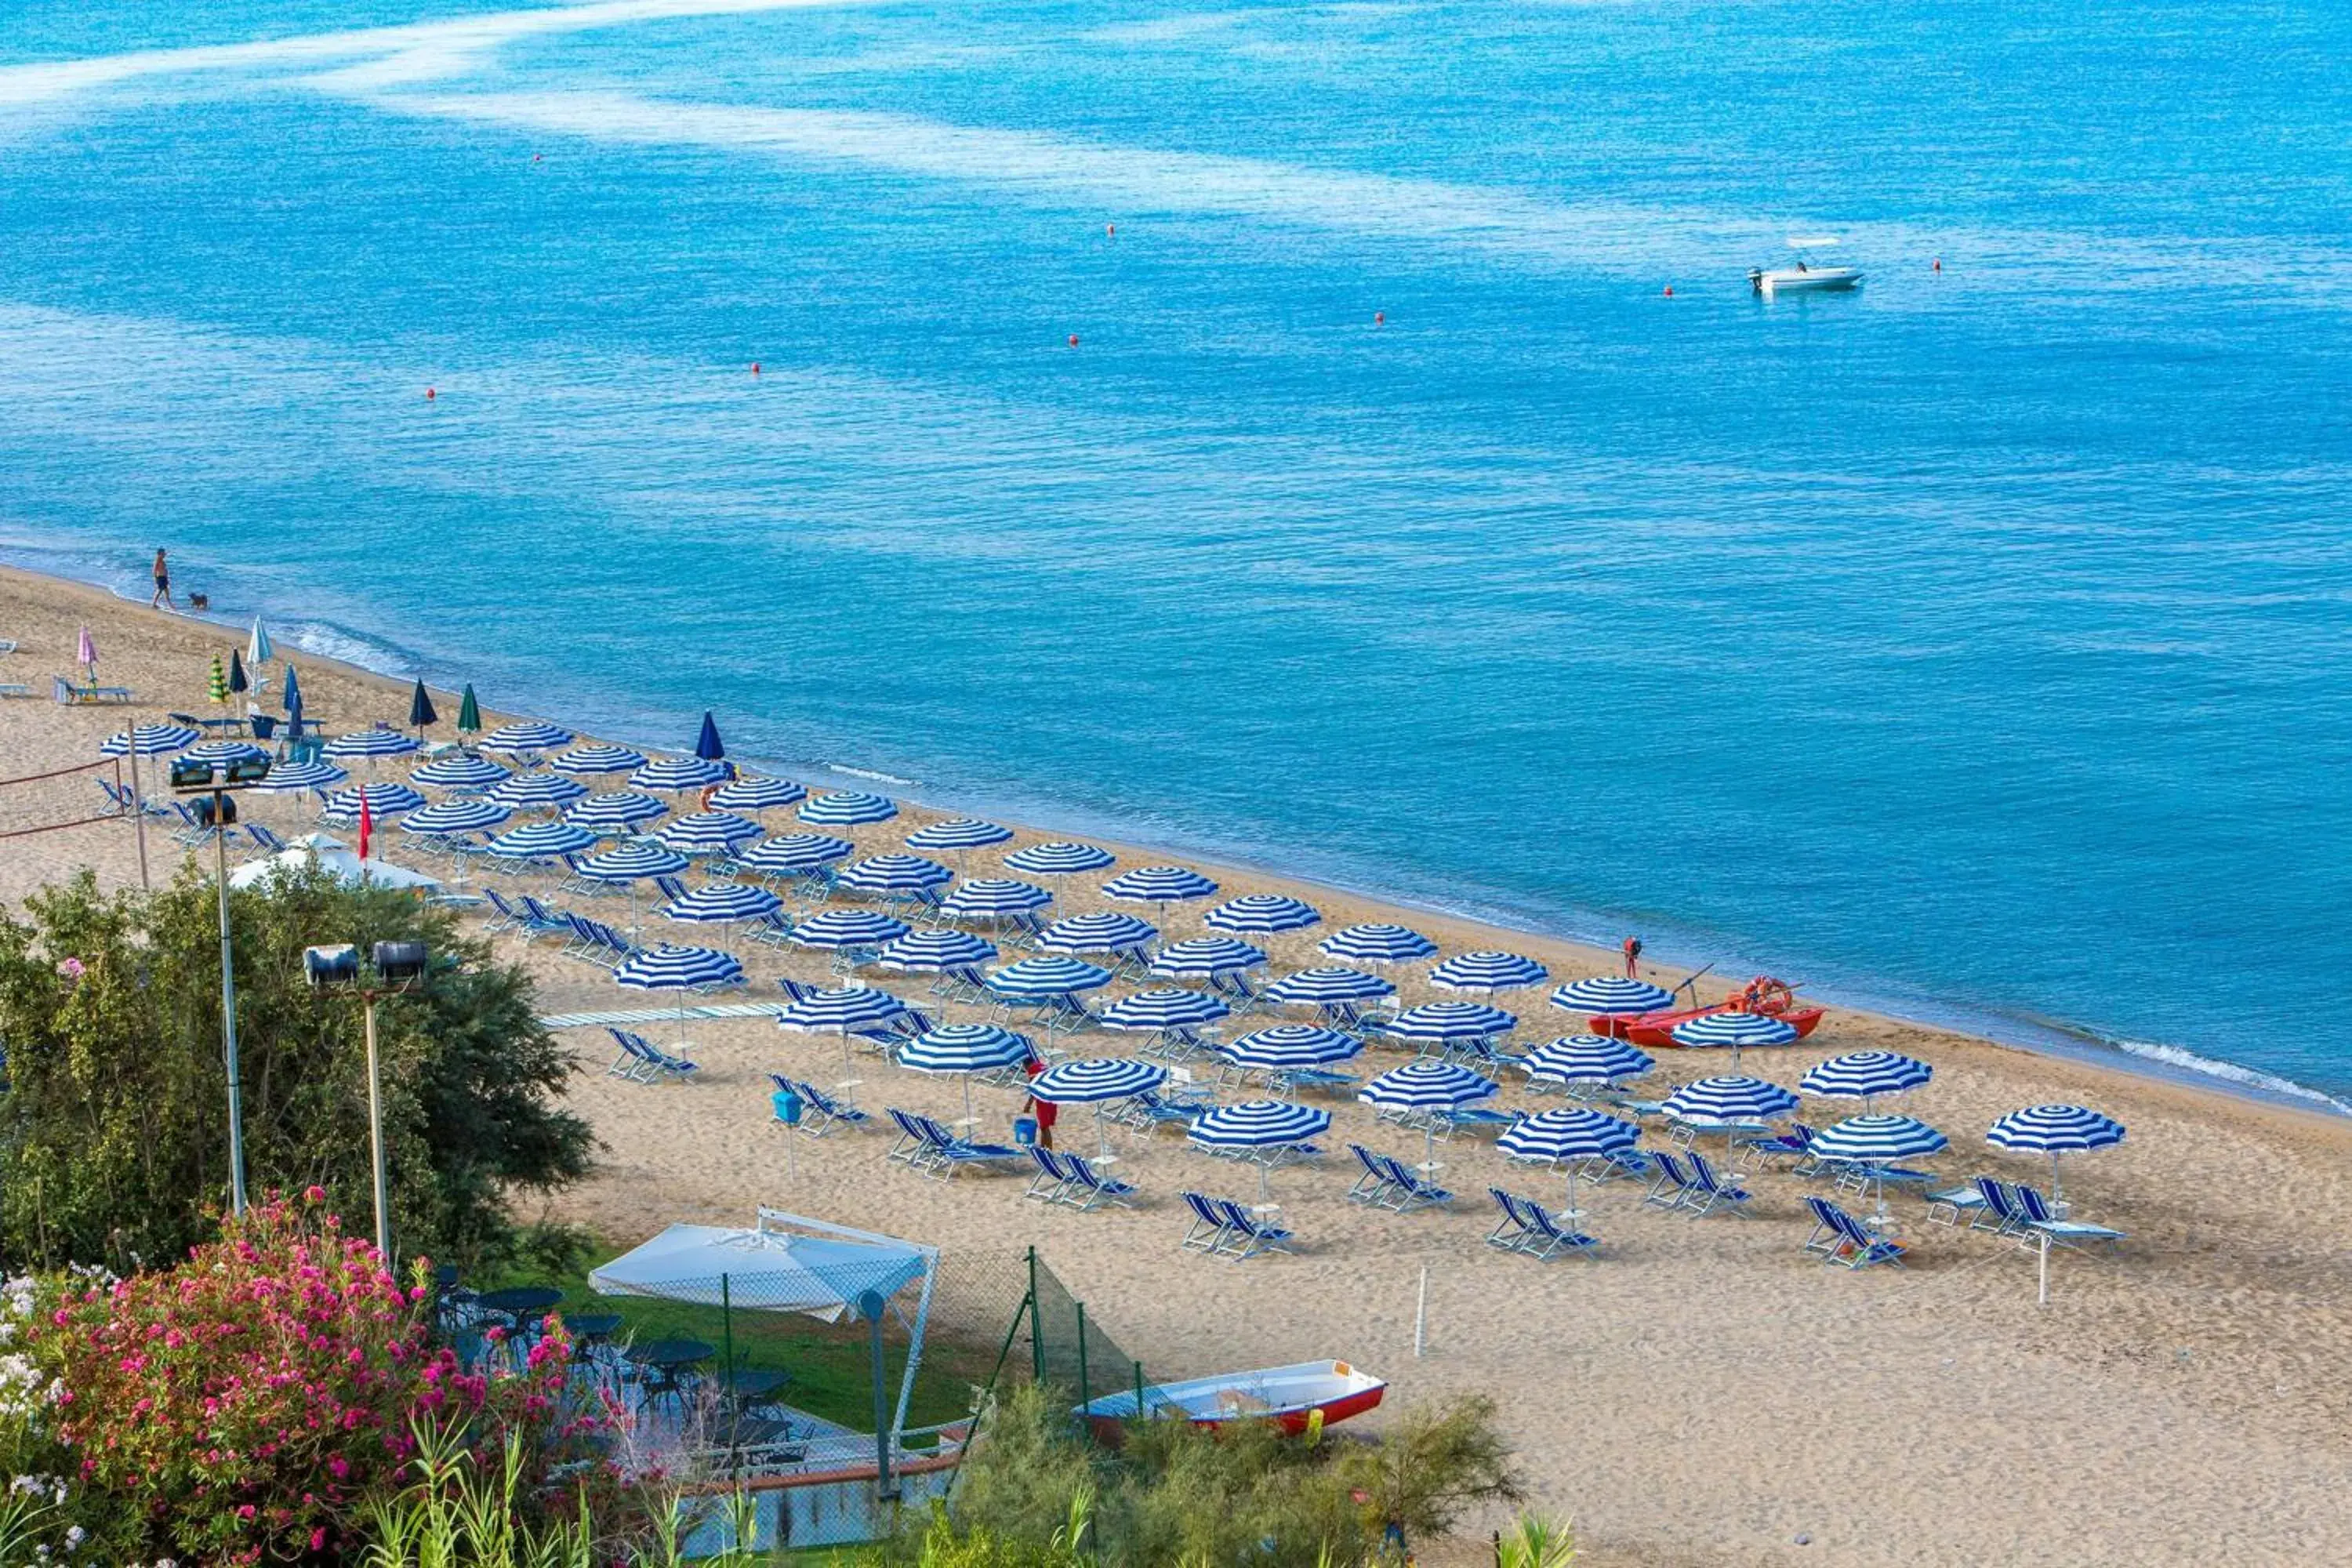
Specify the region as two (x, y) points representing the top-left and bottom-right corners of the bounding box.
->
(0, 867), (592, 1272)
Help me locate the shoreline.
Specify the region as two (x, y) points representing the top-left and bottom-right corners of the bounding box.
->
(4, 554), (2343, 1126)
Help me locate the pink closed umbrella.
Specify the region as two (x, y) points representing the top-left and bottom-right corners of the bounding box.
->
(76, 625), (96, 680)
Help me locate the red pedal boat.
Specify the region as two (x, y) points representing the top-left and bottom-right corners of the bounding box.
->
(1076, 1359), (1386, 1445)
(1592, 976), (1825, 1047)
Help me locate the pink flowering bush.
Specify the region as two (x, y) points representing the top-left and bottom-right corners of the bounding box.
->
(28, 1189), (596, 1565)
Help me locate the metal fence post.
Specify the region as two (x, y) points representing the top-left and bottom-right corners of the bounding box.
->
(1074, 1301), (1090, 1414)
(1027, 1247), (1044, 1383)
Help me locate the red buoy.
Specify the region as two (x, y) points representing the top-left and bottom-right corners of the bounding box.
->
(751, 361), (761, 376)
(1933, 258), (1942, 271)
(532, 153), (543, 163)
(1664, 285), (1673, 296)
(1105, 223), (1115, 238)
(1067, 334), (1080, 347)
(425, 387), (435, 400)
(1374, 310), (1385, 325)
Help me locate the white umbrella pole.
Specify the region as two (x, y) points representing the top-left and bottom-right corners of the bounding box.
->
(2050, 1152), (2063, 1207)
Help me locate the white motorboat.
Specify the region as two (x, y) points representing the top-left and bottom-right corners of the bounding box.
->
(1750, 236), (1863, 296)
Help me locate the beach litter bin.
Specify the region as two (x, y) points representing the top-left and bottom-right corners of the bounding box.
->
(1013, 1115), (1040, 1146)
(771, 1087), (802, 1128)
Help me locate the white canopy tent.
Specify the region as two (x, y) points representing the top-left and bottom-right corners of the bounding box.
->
(227, 844), (441, 893)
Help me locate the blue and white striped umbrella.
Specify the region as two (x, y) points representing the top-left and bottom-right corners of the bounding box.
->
(797, 790), (898, 826)
(1003, 840), (1115, 877)
(253, 760), (347, 793)
(321, 782), (426, 818)
(775, 985), (908, 1033)
(481, 721), (575, 756)
(906, 817), (1014, 852)
(183, 739), (270, 768)
(1809, 1114), (1948, 1163)
(877, 929), (1000, 972)
(613, 944), (743, 993)
(1378, 1001), (1518, 1044)
(572, 842), (690, 883)
(1661, 1076), (1800, 1124)
(633, 755), (730, 793)
(1359, 1059), (1501, 1112)
(551, 743), (647, 776)
(1987, 1105), (2125, 1203)
(1499, 1108), (1640, 1165)
(484, 819), (597, 859)
(1204, 894), (1322, 936)
(1265, 967), (1396, 1007)
(411, 753), (510, 792)
(1498, 1109), (1641, 1212)
(837, 853), (953, 893)
(99, 722), (200, 757)
(1801, 1050), (1933, 1102)
(709, 776), (807, 812)
(400, 799), (510, 836)
(1151, 937), (1268, 978)
(1189, 1100), (1331, 1152)
(899, 1023), (1033, 1076)
(1098, 989), (1232, 1032)
(564, 791), (670, 833)
(787, 909), (912, 949)
(1428, 950), (1550, 994)
(1670, 1011), (1801, 1051)
(985, 956), (1114, 998)
(1549, 975), (1676, 1016)
(1030, 1057), (1167, 1104)
(656, 811), (761, 855)
(323, 728), (420, 760)
(661, 883), (782, 924)
(488, 771), (589, 810)
(1319, 923), (1439, 965)
(1224, 1024), (1359, 1069)
(1102, 866), (1219, 906)
(1039, 911), (1160, 955)
(941, 878), (1053, 917)
(740, 833), (855, 873)
(1522, 1035), (1654, 1085)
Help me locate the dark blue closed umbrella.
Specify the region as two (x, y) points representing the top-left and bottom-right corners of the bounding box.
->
(695, 711), (727, 764)
(408, 680), (438, 734)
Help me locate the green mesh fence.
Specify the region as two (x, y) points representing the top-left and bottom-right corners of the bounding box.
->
(1023, 1248), (1152, 1420)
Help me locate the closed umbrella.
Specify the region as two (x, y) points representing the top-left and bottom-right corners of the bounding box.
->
(456, 683), (481, 735)
(75, 626), (96, 681)
(281, 665), (303, 730)
(228, 648), (248, 695)
(408, 680), (437, 737)
(247, 618), (273, 668)
(206, 654), (229, 707)
(694, 710), (727, 764)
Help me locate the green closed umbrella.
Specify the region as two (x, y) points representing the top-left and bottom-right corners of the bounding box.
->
(206, 653), (228, 706)
(457, 684), (481, 735)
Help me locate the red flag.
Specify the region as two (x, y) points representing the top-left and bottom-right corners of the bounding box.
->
(358, 791), (373, 862)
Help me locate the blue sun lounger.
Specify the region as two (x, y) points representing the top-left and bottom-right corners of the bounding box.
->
(1213, 1198), (1294, 1260)
(2012, 1185), (2127, 1250)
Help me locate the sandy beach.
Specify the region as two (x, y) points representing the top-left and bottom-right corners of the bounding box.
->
(4, 563), (2350, 1567)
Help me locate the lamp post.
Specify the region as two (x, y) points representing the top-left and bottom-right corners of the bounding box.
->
(304, 941), (429, 1263)
(171, 751), (272, 1216)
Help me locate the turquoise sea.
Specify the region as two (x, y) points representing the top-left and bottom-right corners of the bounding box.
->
(2, 0), (2347, 1102)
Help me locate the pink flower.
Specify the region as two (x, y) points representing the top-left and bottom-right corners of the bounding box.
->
(56, 956), (85, 980)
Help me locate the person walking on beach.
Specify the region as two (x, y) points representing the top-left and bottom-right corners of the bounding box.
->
(1022, 1046), (1058, 1150)
(150, 549), (175, 610)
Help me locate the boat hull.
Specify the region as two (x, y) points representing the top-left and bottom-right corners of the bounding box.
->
(1076, 1359), (1386, 1446)
(1596, 1005), (1826, 1047)
(1755, 267), (1863, 295)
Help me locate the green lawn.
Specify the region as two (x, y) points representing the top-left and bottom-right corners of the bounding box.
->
(471, 1247), (1012, 1435)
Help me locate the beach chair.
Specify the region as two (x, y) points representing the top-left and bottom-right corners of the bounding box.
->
(912, 1115), (1025, 1178)
(632, 1033), (699, 1082)
(652, 874), (691, 906)
(1062, 1152), (1138, 1211)
(885, 1108), (933, 1169)
(560, 914), (604, 964)
(168, 800), (218, 848)
(1116, 1088), (1207, 1138)
(605, 1028), (648, 1081)
(2011, 1185), (2127, 1250)
(1802, 1195), (1849, 1258)
(517, 897), (572, 943)
(1579, 1146), (1653, 1186)
(1828, 1206), (1906, 1269)
(1970, 1177), (2031, 1237)
(1519, 1200), (1599, 1261)
(1644, 1150), (1699, 1209)
(1432, 1105), (1516, 1142)
(1486, 1189), (1537, 1251)
(1178, 1191), (1232, 1253)
(1925, 1181), (1989, 1229)
(777, 977), (823, 1005)
(1742, 1122), (1820, 1172)
(744, 910), (795, 949)
(245, 822), (288, 853)
(1025, 1147), (1076, 1203)
(1345, 1144), (1399, 1205)
(53, 675), (133, 704)
(92, 779), (129, 816)
(480, 887), (521, 934)
(1682, 1152), (1755, 1218)
(792, 1078), (871, 1135)
(1213, 1199), (1294, 1261)
(555, 857), (603, 898)
(1372, 1153), (1454, 1213)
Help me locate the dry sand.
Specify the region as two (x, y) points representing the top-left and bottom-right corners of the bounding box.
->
(4, 564), (2350, 1567)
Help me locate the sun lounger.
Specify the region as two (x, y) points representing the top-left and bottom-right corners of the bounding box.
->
(1924, 1181), (1988, 1229)
(1970, 1177), (2031, 1237)
(53, 676), (133, 704)
(1061, 1152), (1138, 1210)
(1805, 1196), (1904, 1269)
(1645, 1150), (1698, 1208)
(515, 896), (572, 942)
(1178, 1191), (1232, 1252)
(1580, 1146), (1654, 1185)
(245, 822), (288, 853)
(885, 1108), (932, 1168)
(1516, 1196), (1599, 1261)
(1346, 1144), (1401, 1205)
(906, 1114), (1025, 1178)
(1432, 1105), (1516, 1142)
(1682, 1152), (1755, 1218)
(744, 910), (796, 949)
(1112, 1087), (1207, 1137)
(2011, 1185), (2127, 1250)
(168, 800), (219, 848)
(608, 1029), (697, 1083)
(1025, 1147), (1076, 1203)
(769, 1074), (869, 1135)
(1486, 1189), (1537, 1250)
(1742, 1122), (1819, 1172)
(1213, 1198), (1294, 1261)
(1372, 1153), (1454, 1213)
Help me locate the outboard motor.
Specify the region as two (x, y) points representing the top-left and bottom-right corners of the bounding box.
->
(1747, 267), (1766, 292)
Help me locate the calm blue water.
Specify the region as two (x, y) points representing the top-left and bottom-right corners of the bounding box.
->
(2, 1), (2348, 1101)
